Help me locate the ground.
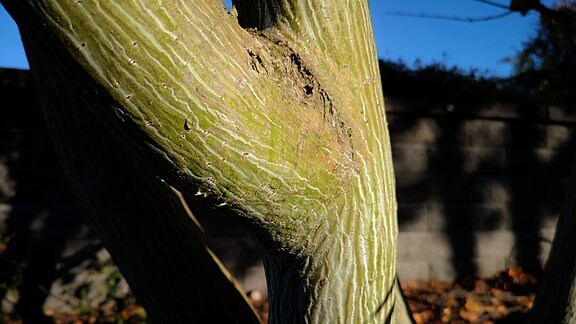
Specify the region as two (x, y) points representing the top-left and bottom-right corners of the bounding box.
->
(0, 265), (538, 323)
(400, 268), (537, 323)
(245, 267), (538, 324)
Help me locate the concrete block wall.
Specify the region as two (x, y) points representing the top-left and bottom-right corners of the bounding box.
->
(386, 96), (576, 281)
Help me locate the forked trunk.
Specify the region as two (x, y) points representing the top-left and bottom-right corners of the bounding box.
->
(1, 0), (411, 322)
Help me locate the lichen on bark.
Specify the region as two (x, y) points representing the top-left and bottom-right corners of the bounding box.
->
(1, 0), (412, 322)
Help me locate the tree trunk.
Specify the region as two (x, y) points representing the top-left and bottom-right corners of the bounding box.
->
(1, 0), (411, 322)
(507, 2), (576, 322)
(528, 160), (576, 323)
(11, 13), (260, 322)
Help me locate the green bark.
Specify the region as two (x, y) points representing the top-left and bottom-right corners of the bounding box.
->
(2, 0), (411, 322)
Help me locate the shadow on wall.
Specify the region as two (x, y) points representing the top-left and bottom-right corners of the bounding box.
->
(381, 61), (576, 282)
(0, 69), (99, 323)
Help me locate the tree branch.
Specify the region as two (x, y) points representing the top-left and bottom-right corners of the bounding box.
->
(509, 0), (553, 15)
(472, 0), (511, 10)
(385, 10), (514, 23)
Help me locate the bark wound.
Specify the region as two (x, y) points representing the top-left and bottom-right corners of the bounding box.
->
(287, 52), (353, 144)
(248, 32), (354, 145)
(248, 50), (267, 74)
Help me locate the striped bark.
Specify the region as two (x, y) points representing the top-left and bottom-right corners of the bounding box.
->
(2, 0), (411, 322)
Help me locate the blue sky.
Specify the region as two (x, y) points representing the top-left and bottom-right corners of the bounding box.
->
(378, 0), (548, 76)
(0, 1), (551, 77)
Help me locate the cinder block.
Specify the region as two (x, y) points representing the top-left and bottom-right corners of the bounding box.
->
(475, 230), (516, 258)
(397, 261), (429, 282)
(425, 202), (448, 231)
(425, 176), (510, 204)
(397, 203), (427, 231)
(462, 120), (510, 147)
(397, 232), (451, 261)
(392, 144), (428, 173)
(476, 259), (508, 278)
(396, 229), (555, 281)
(441, 203), (511, 231)
(426, 146), (507, 174)
(507, 123), (548, 148)
(389, 117), (441, 145)
(547, 105), (576, 123)
(395, 173), (430, 203)
(545, 124), (575, 149)
(505, 147), (573, 176)
(475, 230), (553, 271)
(427, 262), (458, 281)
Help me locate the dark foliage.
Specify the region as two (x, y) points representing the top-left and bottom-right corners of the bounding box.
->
(378, 60), (544, 109)
(512, 1), (576, 105)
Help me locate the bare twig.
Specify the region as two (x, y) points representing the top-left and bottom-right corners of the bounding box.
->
(472, 0), (511, 10)
(385, 10), (514, 23)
